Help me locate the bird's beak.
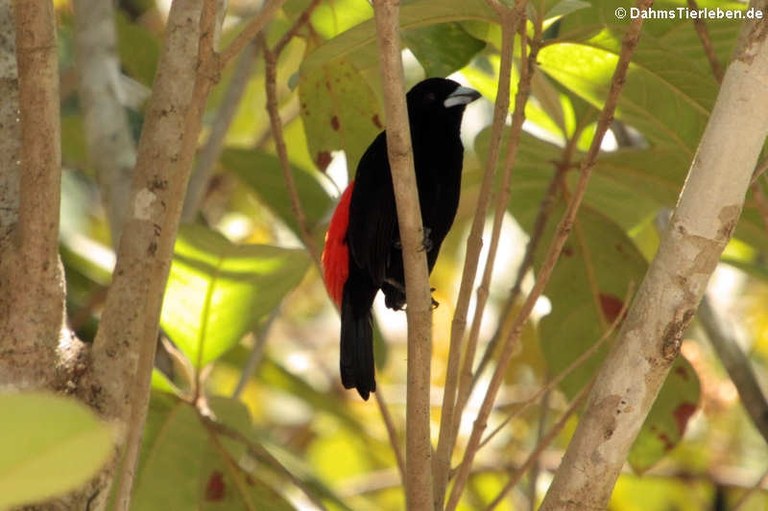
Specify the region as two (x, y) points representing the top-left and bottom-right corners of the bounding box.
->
(443, 86), (481, 108)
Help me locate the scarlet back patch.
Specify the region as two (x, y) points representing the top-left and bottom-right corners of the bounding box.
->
(322, 182), (355, 307)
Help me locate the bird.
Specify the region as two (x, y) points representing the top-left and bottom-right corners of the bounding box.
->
(322, 77), (480, 400)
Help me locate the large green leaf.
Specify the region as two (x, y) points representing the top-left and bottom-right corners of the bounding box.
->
(300, 0), (497, 75)
(298, 56), (382, 173)
(537, 37), (716, 155)
(0, 393), (115, 509)
(160, 225), (310, 368)
(403, 22), (486, 78)
(221, 148), (334, 238)
(536, 207), (649, 394)
(135, 395), (295, 510)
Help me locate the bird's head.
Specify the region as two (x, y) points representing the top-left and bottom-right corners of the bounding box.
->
(406, 77), (481, 130)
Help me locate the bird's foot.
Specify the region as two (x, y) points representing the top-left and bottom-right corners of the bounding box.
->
(419, 227), (433, 253)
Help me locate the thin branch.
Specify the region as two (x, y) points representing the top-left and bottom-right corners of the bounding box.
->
(232, 307), (279, 398)
(200, 414), (330, 511)
(273, 0), (322, 55)
(183, 40), (258, 221)
(455, 8), (540, 438)
(434, 6), (521, 504)
(446, 4), (649, 508)
(263, 45), (322, 267)
(218, 0), (287, 68)
(687, 0), (724, 83)
(375, 390), (407, 484)
(485, 383), (591, 510)
(372, 1), (435, 509)
(698, 296), (768, 444)
(479, 283), (632, 449)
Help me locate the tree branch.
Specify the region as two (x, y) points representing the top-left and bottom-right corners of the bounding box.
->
(372, 1), (434, 508)
(0, 0), (65, 387)
(540, 4), (768, 507)
(446, 2), (650, 507)
(73, 0), (136, 247)
(434, 8), (521, 505)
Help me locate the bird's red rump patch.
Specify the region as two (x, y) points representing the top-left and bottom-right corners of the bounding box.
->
(322, 181), (354, 307)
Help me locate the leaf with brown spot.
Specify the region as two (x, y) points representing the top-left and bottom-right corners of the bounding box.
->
(298, 56), (381, 174)
(629, 355), (701, 473)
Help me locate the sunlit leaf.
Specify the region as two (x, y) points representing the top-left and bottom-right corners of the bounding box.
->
(537, 36), (716, 154)
(161, 225), (310, 367)
(298, 56), (382, 173)
(0, 393), (115, 509)
(300, 0), (497, 74)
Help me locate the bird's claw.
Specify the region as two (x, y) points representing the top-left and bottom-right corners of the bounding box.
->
(419, 227), (433, 253)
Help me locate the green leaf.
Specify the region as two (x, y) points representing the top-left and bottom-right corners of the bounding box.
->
(221, 148), (334, 238)
(160, 225), (310, 367)
(298, 57), (382, 173)
(115, 11), (159, 86)
(629, 356), (701, 473)
(403, 22), (486, 78)
(0, 392), (115, 509)
(300, 0), (497, 75)
(135, 396), (296, 511)
(537, 37), (717, 154)
(536, 207), (649, 396)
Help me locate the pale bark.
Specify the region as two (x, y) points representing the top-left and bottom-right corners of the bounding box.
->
(73, 0), (136, 247)
(372, 1), (435, 509)
(0, 0), (66, 389)
(540, 9), (768, 509)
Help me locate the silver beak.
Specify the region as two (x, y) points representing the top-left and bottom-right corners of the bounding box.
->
(443, 85), (481, 108)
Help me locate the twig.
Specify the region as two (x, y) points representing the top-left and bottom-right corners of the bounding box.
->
(263, 44), (322, 267)
(372, 1), (435, 509)
(232, 307), (279, 398)
(687, 0), (724, 83)
(273, 0), (322, 55)
(200, 414), (330, 511)
(484, 383), (591, 510)
(375, 390), (406, 484)
(183, 40), (259, 221)
(218, 0), (287, 68)
(698, 296), (768, 444)
(479, 283), (632, 449)
(471, 162), (567, 388)
(455, 8), (540, 438)
(445, 3), (649, 507)
(433, 6), (521, 504)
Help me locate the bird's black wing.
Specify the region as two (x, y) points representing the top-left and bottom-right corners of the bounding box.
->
(347, 132), (398, 287)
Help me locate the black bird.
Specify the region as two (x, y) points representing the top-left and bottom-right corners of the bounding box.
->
(322, 78), (480, 400)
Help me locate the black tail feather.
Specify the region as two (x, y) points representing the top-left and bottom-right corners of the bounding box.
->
(340, 292), (376, 400)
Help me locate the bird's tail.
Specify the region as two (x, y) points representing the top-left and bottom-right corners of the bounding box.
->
(340, 287), (376, 400)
